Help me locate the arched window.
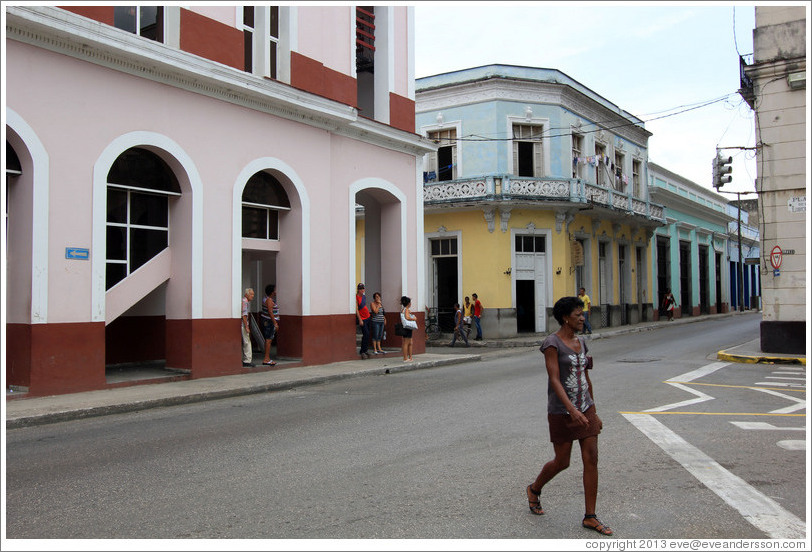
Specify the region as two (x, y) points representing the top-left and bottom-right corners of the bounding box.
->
(242, 171), (290, 240)
(106, 147), (180, 289)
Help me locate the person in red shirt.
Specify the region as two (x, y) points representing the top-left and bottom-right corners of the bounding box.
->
(356, 283), (371, 359)
(472, 293), (483, 340)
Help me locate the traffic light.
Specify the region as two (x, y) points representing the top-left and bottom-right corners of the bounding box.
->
(713, 153), (732, 189)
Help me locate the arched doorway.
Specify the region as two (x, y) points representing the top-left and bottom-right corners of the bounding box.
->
(239, 169), (291, 363)
(93, 134), (202, 381)
(104, 147), (182, 371)
(350, 180), (413, 353)
(234, 159), (307, 362)
(5, 112), (50, 392)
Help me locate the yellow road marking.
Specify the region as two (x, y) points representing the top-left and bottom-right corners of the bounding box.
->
(619, 411), (806, 417)
(665, 381), (806, 393)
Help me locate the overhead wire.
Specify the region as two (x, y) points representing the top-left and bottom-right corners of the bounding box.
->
(427, 92), (738, 144)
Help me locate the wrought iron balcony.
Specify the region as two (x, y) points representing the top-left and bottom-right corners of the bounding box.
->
(423, 175), (665, 223)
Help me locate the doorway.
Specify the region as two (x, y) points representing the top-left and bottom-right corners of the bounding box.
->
(516, 280), (535, 332)
(699, 244), (709, 314)
(514, 234), (547, 333)
(430, 237), (458, 331)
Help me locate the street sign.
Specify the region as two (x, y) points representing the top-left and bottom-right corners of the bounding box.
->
(65, 247), (89, 260)
(788, 196), (805, 213)
(769, 246), (782, 270)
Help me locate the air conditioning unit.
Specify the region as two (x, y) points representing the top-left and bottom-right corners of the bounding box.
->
(787, 71), (805, 90)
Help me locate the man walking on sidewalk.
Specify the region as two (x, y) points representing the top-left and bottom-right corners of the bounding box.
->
(472, 293), (483, 340)
(448, 303), (470, 347)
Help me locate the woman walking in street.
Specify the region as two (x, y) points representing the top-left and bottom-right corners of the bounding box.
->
(526, 295), (613, 536)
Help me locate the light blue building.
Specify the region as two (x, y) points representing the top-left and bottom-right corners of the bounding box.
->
(648, 163), (760, 318)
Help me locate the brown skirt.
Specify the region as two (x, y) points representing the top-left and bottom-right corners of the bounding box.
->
(548, 405), (602, 443)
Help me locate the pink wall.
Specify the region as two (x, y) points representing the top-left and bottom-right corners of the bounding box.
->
(6, 40), (419, 324)
(296, 6), (353, 77)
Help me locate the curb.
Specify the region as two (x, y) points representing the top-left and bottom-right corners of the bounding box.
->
(717, 350), (806, 366)
(6, 354), (481, 429)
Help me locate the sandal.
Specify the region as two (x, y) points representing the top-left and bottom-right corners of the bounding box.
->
(582, 514), (613, 535)
(526, 485), (544, 515)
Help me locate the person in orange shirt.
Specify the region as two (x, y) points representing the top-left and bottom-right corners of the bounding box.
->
(356, 283), (371, 359)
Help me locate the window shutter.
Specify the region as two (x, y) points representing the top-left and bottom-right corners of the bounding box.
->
(533, 141), (543, 177)
(512, 141), (519, 176)
(451, 144), (457, 179)
(428, 151), (438, 176)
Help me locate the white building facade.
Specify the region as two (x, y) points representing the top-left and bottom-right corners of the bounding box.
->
(5, 6), (431, 395)
(740, 6), (807, 353)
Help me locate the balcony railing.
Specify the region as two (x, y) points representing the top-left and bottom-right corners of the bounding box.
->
(423, 175), (665, 222)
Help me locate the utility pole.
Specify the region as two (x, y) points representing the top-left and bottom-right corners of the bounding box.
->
(717, 191), (746, 312)
(736, 192), (744, 312)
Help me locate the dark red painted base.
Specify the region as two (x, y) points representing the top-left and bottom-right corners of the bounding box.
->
(6, 313), (425, 397)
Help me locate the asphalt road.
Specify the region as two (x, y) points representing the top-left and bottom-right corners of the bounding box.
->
(4, 313), (807, 542)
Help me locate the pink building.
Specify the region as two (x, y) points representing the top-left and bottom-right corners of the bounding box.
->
(5, 6), (431, 396)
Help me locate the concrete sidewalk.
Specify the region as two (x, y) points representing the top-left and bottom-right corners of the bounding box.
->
(4, 352), (481, 429)
(5, 310), (804, 429)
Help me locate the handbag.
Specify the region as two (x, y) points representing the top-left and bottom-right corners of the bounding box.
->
(401, 311), (418, 330)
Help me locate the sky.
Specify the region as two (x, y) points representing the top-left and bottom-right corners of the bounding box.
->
(414, 2), (761, 198)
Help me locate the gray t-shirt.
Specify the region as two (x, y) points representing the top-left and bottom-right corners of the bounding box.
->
(540, 333), (594, 415)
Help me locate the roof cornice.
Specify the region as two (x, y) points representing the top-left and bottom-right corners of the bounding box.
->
(6, 6), (434, 157)
(416, 75), (651, 147)
(649, 186), (734, 225)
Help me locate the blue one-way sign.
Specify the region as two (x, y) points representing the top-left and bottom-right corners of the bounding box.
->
(65, 247), (89, 260)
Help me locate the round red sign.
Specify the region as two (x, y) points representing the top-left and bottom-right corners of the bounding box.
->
(770, 245), (783, 269)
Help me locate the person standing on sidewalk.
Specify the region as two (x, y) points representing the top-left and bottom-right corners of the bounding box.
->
(472, 293), (483, 341)
(370, 292), (387, 355)
(400, 296), (417, 362)
(448, 303), (470, 347)
(463, 296), (473, 338)
(578, 287), (593, 335)
(662, 289), (676, 321)
(525, 295), (612, 536)
(356, 283), (371, 359)
(241, 288), (255, 367)
(260, 284), (279, 366)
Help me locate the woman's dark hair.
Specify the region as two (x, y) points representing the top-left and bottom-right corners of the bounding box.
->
(265, 284), (275, 295)
(400, 295), (411, 308)
(552, 296), (584, 325)
(373, 292), (381, 301)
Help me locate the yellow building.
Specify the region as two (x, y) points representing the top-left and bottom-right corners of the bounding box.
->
(416, 66), (665, 337)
